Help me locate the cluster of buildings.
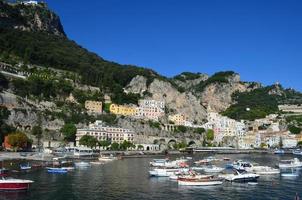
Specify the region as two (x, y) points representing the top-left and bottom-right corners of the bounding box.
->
(76, 120), (135, 146)
(109, 99), (165, 121)
(202, 112), (246, 144)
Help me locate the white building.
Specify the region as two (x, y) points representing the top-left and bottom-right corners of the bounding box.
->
(76, 120), (135, 146)
(135, 99), (165, 121)
(23, 1), (38, 5)
(138, 99), (165, 109)
(136, 144), (160, 151)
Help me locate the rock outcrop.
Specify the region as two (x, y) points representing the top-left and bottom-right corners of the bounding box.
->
(0, 1), (65, 37)
(125, 76), (207, 122)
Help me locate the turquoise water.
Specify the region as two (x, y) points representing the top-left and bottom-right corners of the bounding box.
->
(1, 154), (302, 200)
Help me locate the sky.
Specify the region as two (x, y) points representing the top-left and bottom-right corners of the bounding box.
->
(45, 0), (302, 91)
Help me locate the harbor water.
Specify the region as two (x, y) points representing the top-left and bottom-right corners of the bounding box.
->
(1, 153), (302, 200)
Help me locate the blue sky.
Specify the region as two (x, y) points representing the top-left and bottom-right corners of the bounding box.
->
(45, 0), (302, 91)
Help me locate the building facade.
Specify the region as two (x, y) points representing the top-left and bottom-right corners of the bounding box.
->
(109, 104), (137, 116)
(76, 120), (135, 146)
(85, 101), (103, 113)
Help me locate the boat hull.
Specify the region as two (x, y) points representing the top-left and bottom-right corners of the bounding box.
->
(178, 180), (223, 186)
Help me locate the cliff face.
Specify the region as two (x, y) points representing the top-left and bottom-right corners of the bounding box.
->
(0, 1), (65, 37)
(197, 74), (261, 112)
(125, 75), (207, 122)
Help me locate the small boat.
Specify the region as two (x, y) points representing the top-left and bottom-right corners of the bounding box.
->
(224, 170), (259, 182)
(47, 167), (68, 174)
(278, 158), (302, 169)
(223, 157), (231, 161)
(203, 166), (224, 173)
(274, 149), (285, 154)
(250, 166), (280, 175)
(178, 175), (223, 186)
(20, 163), (31, 170)
(191, 166), (205, 171)
(225, 163), (234, 169)
(248, 182), (258, 185)
(74, 161), (91, 168)
(98, 155), (117, 162)
(0, 176), (33, 190)
(90, 161), (104, 165)
(149, 168), (181, 177)
(61, 167), (75, 171)
(292, 149), (302, 155)
(186, 157), (193, 160)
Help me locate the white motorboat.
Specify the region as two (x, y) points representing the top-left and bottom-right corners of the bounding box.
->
(248, 166), (280, 175)
(149, 168), (181, 177)
(278, 158), (302, 169)
(90, 161), (104, 165)
(74, 161), (91, 168)
(203, 166), (224, 173)
(149, 159), (169, 167)
(191, 166), (205, 171)
(224, 170), (259, 182)
(98, 155), (117, 162)
(292, 149), (302, 155)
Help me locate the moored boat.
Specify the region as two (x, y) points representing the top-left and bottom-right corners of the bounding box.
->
(47, 167), (68, 173)
(74, 161), (91, 168)
(0, 177), (34, 190)
(178, 174), (223, 186)
(224, 170), (259, 182)
(278, 158), (302, 169)
(292, 149), (302, 156)
(274, 149), (285, 154)
(98, 154), (117, 162)
(203, 165), (224, 173)
(20, 163), (31, 170)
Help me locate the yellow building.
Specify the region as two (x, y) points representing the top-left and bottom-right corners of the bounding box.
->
(85, 101), (103, 113)
(109, 104), (137, 116)
(168, 114), (187, 125)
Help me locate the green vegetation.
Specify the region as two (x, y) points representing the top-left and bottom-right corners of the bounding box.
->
(173, 141), (187, 150)
(173, 72), (202, 82)
(222, 86), (279, 120)
(7, 132), (29, 151)
(0, 73), (8, 92)
(288, 125), (302, 134)
(194, 71), (235, 92)
(206, 129), (214, 141)
(0, 106), (14, 144)
(194, 127), (205, 134)
(60, 123), (77, 142)
(148, 120), (161, 129)
(0, 28), (162, 104)
(79, 135), (98, 149)
(12, 75), (73, 100)
(31, 125), (43, 148)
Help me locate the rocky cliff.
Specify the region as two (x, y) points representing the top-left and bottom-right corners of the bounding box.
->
(125, 75), (207, 122)
(0, 1), (65, 37)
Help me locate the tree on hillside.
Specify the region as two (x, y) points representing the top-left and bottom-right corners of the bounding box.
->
(110, 142), (119, 151)
(98, 140), (111, 150)
(61, 123), (77, 142)
(137, 144), (144, 150)
(79, 135), (98, 148)
(0, 73), (8, 92)
(7, 132), (29, 151)
(206, 129), (214, 141)
(31, 125), (43, 151)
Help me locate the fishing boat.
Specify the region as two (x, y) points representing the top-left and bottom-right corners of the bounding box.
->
(224, 170), (259, 182)
(20, 163), (31, 170)
(178, 177), (223, 186)
(274, 149), (285, 154)
(47, 167), (68, 174)
(278, 158), (302, 169)
(178, 173), (223, 186)
(61, 167), (75, 171)
(292, 149), (302, 156)
(203, 165), (224, 173)
(0, 176), (34, 190)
